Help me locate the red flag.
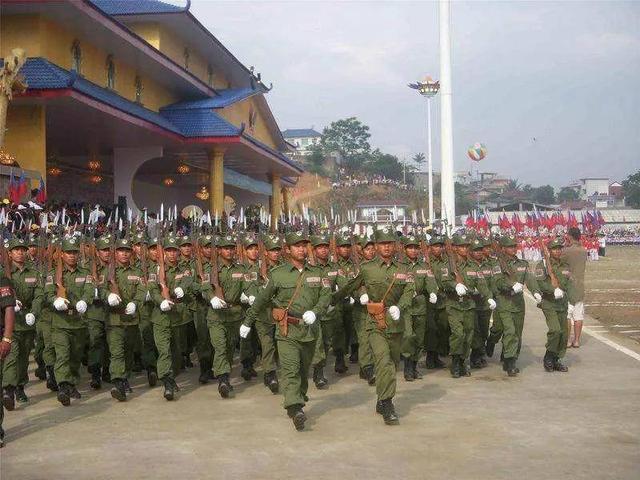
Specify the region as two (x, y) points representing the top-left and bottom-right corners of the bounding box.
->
(35, 176), (47, 204)
(17, 171), (29, 199)
(8, 170), (20, 204)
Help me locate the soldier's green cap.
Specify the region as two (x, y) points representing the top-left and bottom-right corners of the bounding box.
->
(451, 233), (471, 246)
(62, 237), (81, 252)
(499, 235), (518, 247)
(216, 234), (236, 248)
(401, 234), (420, 247)
(178, 235), (192, 247)
(263, 234), (283, 251)
(199, 234), (214, 247)
(374, 225), (397, 243)
(285, 231), (309, 246)
(548, 237), (565, 249)
(131, 232), (147, 245)
(163, 236), (179, 249)
(335, 233), (352, 246)
(310, 233), (330, 247)
(95, 236), (111, 250)
(27, 234), (39, 247)
(429, 235), (446, 246)
(242, 234), (258, 248)
(115, 238), (132, 250)
(358, 234), (374, 248)
(148, 237), (159, 248)
(7, 238), (27, 250)
(470, 237), (485, 251)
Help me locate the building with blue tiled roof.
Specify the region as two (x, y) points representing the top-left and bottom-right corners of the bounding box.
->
(1, 0), (301, 218)
(282, 128), (322, 157)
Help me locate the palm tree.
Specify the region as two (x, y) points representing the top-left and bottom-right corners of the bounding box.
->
(412, 152), (426, 171)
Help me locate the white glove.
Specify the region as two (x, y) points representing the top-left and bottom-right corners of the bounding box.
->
(554, 288), (564, 299)
(145, 291), (151, 302)
(53, 297), (69, 311)
(248, 295), (256, 306)
(240, 292), (250, 304)
(389, 305), (400, 321)
(75, 300), (87, 314)
(108, 293), (122, 306)
(160, 299), (173, 312)
(94, 288), (99, 299)
(359, 293), (369, 305)
(210, 296), (227, 309)
(239, 324), (251, 338)
(302, 310), (316, 325)
(429, 292), (438, 304)
(14, 300), (22, 313)
(125, 302), (136, 315)
(488, 299), (497, 310)
(512, 282), (524, 294)
(25, 313), (36, 326)
(455, 283), (468, 296)
(568, 304), (575, 316)
(533, 292), (542, 304)
(174, 287), (184, 299)
(327, 304), (335, 313)
(348, 297), (355, 305)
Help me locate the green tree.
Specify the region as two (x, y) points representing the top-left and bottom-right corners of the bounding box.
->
(303, 144), (327, 175)
(556, 186), (580, 203)
(531, 185), (556, 205)
(321, 117), (371, 164)
(363, 149), (404, 181)
(622, 170), (640, 208)
(412, 152), (426, 171)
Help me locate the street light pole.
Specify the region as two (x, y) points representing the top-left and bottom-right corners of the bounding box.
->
(439, 0), (455, 228)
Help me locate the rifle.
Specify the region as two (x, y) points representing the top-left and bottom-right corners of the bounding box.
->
(445, 237), (464, 284)
(306, 242), (316, 267)
(538, 238), (560, 289)
(420, 239), (433, 271)
(55, 244), (66, 299)
(108, 238), (119, 297)
(258, 238), (268, 282)
(210, 241), (225, 300)
(194, 241), (205, 282)
(156, 241), (171, 301)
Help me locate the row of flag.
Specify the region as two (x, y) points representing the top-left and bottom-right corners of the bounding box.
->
(465, 209), (606, 232)
(7, 170), (46, 204)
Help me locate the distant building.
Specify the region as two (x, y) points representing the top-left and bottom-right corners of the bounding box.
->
(567, 178), (625, 208)
(282, 128), (322, 156)
(356, 203), (408, 223)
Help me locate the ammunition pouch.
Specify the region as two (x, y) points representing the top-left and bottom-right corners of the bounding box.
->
(271, 308), (301, 337)
(366, 302), (387, 330)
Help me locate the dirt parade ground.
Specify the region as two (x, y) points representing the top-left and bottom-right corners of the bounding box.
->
(1, 295), (639, 479)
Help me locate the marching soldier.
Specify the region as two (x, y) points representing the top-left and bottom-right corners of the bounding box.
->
(44, 237), (94, 406)
(534, 237), (576, 372)
(242, 231), (331, 431)
(310, 232), (339, 389)
(333, 226), (416, 425)
(439, 234), (496, 378)
(27, 234), (47, 382)
(0, 273), (16, 448)
(193, 234), (215, 384)
(238, 234), (260, 381)
(400, 234), (438, 382)
(177, 236), (197, 369)
(486, 235), (541, 376)
(203, 234), (248, 398)
(101, 238), (146, 401)
(86, 236), (110, 389)
(468, 238), (493, 369)
(2, 238), (42, 409)
(333, 233), (357, 373)
(424, 235), (450, 369)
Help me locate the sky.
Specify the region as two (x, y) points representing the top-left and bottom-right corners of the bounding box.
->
(190, 0), (640, 187)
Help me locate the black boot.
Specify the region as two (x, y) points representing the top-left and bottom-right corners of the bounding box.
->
(183, 353), (194, 368)
(265, 371), (279, 394)
(485, 339), (496, 358)
(110, 379), (127, 402)
(460, 357), (471, 377)
(2, 387), (15, 411)
(470, 350), (483, 369)
(287, 404), (307, 431)
(375, 399), (384, 415)
(132, 353), (144, 373)
(505, 358), (518, 377)
(57, 382), (71, 407)
(199, 360), (212, 384)
(425, 351), (437, 370)
(433, 354), (446, 369)
(381, 398), (399, 425)
(365, 365), (376, 386)
(123, 379), (132, 393)
(69, 385), (82, 399)
(412, 360), (423, 379)
(403, 358), (415, 382)
(89, 365), (102, 390)
(46, 366), (59, 392)
(162, 377), (175, 401)
(450, 355), (461, 378)
(35, 358), (47, 380)
(15, 385), (28, 404)
(553, 356), (568, 372)
(543, 351), (555, 372)
(102, 368), (112, 384)
(313, 366), (328, 389)
(349, 344), (359, 364)
(240, 359), (253, 381)
(147, 367), (158, 387)
(334, 350), (348, 374)
(218, 373), (231, 398)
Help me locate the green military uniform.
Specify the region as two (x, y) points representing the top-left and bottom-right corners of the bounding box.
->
(27, 234), (47, 382)
(2, 239), (43, 407)
(424, 235), (450, 368)
(333, 226), (415, 425)
(352, 234), (376, 383)
(177, 235), (197, 370)
(193, 234), (215, 384)
(238, 234), (260, 381)
(44, 237), (94, 406)
(0, 273), (17, 446)
(100, 238), (146, 401)
(468, 238), (493, 369)
(202, 234), (248, 397)
(400, 234), (439, 381)
(309, 233), (339, 388)
(86, 236), (110, 389)
(534, 237), (576, 372)
(439, 234), (494, 378)
(486, 235), (541, 375)
(244, 231), (331, 430)
(333, 234), (357, 373)
(147, 236), (193, 400)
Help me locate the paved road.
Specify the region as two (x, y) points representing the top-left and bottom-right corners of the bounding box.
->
(2, 297), (639, 480)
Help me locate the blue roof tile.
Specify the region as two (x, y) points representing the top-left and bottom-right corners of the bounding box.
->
(161, 88), (260, 111)
(90, 0), (186, 15)
(282, 128), (322, 138)
(160, 109), (240, 137)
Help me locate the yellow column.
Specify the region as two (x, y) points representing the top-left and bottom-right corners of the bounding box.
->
(270, 173), (281, 232)
(208, 147), (225, 217)
(4, 105), (46, 188)
(281, 186), (290, 217)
